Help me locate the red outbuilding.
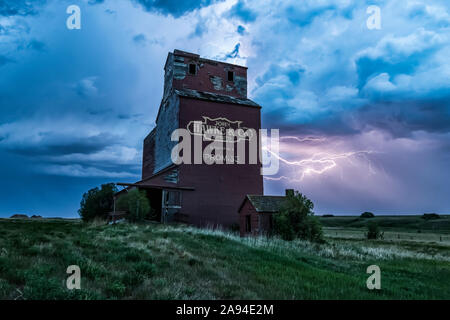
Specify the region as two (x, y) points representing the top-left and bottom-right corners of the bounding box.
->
(238, 190), (291, 237)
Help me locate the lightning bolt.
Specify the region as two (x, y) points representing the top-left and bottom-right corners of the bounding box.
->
(263, 135), (376, 181)
(279, 136), (326, 143)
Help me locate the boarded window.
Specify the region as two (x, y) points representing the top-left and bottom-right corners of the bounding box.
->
(245, 215), (251, 233)
(164, 190), (181, 208)
(189, 64), (196, 75)
(227, 71), (234, 82)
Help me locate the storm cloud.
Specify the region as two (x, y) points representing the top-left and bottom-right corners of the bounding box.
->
(0, 0), (449, 217)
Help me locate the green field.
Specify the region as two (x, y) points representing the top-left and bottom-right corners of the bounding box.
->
(0, 217), (449, 300)
(319, 215), (450, 233)
(320, 215), (450, 245)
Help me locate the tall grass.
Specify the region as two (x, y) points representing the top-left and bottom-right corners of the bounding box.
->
(161, 225), (450, 262)
(0, 219), (449, 300)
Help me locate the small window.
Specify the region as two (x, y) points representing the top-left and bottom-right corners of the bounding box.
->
(245, 215), (251, 233)
(227, 71), (234, 82)
(188, 64), (196, 75)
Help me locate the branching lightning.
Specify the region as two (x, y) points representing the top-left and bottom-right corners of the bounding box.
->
(263, 135), (376, 181)
(279, 136), (326, 143)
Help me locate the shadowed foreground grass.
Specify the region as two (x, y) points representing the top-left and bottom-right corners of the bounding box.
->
(0, 218), (448, 300)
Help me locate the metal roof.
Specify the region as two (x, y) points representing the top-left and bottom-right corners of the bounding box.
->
(116, 183), (194, 191)
(175, 89), (260, 107)
(241, 195), (286, 213)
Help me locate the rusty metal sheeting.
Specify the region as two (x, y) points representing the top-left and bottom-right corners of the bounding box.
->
(244, 195), (286, 213)
(175, 89), (260, 107)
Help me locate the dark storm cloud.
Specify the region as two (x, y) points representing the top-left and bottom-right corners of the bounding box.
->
(283, 1), (357, 28)
(255, 63), (305, 87)
(88, 0), (105, 5)
(26, 39), (46, 52)
(0, 18), (30, 37)
(0, 55), (14, 67)
(132, 33), (147, 46)
(132, 0), (223, 18)
(0, 0), (46, 17)
(407, 2), (450, 28)
(280, 98), (450, 139)
(1, 0), (221, 19)
(251, 5), (450, 138)
(227, 0), (257, 23)
(256, 57), (449, 138)
(117, 113), (144, 120)
(355, 34), (443, 89)
(16, 39), (47, 52)
(74, 77), (99, 98)
(1, 0), (450, 217)
(236, 25), (246, 35)
(285, 3), (335, 27)
(260, 80), (450, 139)
(4, 132), (120, 157)
(354, 99), (450, 138)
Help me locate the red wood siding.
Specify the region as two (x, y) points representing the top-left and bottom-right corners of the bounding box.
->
(239, 198), (257, 236)
(178, 97), (263, 228)
(238, 198), (275, 237)
(172, 54), (248, 99)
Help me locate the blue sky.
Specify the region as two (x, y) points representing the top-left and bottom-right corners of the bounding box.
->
(1, 0), (449, 217)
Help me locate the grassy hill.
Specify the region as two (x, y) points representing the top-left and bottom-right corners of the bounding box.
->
(0, 218), (449, 300)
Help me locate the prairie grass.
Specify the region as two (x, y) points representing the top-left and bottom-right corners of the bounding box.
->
(165, 225), (450, 261)
(0, 218), (448, 300)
